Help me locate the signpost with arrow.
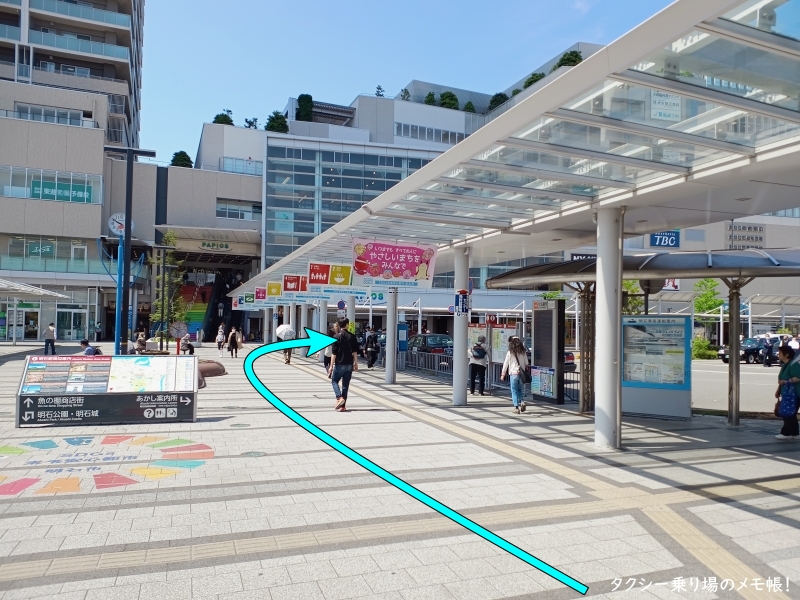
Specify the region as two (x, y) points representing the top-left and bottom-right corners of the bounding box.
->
(15, 355), (198, 427)
(244, 329), (589, 595)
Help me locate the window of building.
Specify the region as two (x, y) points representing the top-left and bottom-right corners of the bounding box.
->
(220, 157), (263, 176)
(0, 165), (100, 203)
(216, 199), (261, 221)
(14, 103), (86, 126)
(394, 122), (466, 145)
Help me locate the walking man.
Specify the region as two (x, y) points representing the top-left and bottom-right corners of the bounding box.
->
(763, 336), (774, 367)
(43, 323), (56, 355)
(469, 335), (488, 395)
(365, 326), (378, 369)
(329, 317), (359, 411)
(218, 301), (224, 318)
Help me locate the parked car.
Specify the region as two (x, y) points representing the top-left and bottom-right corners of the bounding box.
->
(720, 335), (782, 363)
(408, 334), (453, 355)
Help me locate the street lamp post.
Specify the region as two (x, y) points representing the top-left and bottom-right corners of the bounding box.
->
(104, 146), (156, 356)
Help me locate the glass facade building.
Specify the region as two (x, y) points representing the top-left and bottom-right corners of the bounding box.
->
(264, 142), (438, 267)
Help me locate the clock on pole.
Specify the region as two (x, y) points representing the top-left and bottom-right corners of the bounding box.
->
(108, 213), (134, 236)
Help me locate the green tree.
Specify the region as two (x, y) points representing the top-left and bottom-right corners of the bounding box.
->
(212, 109), (233, 125)
(541, 290), (564, 299)
(550, 50), (583, 73)
(439, 91), (459, 110)
(524, 72), (545, 88)
(243, 117), (259, 129)
(296, 94), (313, 121)
(622, 280), (644, 315)
(694, 278), (725, 315)
(265, 110), (289, 133)
(400, 88), (410, 101)
(424, 91), (436, 105)
(169, 151), (193, 168)
(511, 88), (522, 96)
(375, 85), (385, 97)
(149, 230), (187, 340)
(487, 92), (509, 112)
(463, 101), (476, 113)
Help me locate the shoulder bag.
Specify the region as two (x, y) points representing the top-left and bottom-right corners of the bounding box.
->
(515, 353), (531, 385)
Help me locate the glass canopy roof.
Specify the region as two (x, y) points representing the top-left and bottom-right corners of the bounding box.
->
(238, 0), (800, 290)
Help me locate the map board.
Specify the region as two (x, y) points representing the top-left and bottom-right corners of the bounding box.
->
(490, 326), (517, 364)
(16, 355), (197, 427)
(621, 316), (691, 418)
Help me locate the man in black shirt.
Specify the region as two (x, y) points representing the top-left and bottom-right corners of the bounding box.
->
(329, 317), (359, 411)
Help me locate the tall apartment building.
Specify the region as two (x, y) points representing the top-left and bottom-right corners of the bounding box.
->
(0, 0), (148, 341)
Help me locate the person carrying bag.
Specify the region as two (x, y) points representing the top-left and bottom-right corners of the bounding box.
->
(774, 345), (800, 439)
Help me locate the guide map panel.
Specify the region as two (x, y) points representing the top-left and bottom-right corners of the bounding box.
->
(17, 355), (197, 427)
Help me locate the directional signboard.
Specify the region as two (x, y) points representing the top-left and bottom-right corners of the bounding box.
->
(17, 355), (197, 427)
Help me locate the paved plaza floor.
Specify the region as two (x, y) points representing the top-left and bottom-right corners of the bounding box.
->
(0, 342), (798, 599)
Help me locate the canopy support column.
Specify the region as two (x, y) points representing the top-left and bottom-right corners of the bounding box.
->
(289, 303), (296, 330)
(722, 277), (754, 427)
(319, 300), (328, 363)
(385, 288), (398, 384)
(595, 207), (624, 448)
(347, 295), (356, 330)
(579, 283), (595, 413)
(453, 247), (469, 406)
(300, 303), (308, 338)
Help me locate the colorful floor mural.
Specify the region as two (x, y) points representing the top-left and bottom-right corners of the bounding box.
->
(0, 435), (215, 495)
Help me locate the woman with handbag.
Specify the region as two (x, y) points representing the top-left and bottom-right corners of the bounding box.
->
(500, 336), (529, 414)
(775, 345), (800, 439)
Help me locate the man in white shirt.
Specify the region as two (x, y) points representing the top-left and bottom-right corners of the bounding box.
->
(790, 336), (800, 351)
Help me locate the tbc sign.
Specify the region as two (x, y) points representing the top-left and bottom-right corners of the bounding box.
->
(17, 355), (197, 427)
(649, 231), (680, 248)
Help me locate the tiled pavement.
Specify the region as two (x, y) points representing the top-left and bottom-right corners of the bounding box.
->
(0, 343), (798, 599)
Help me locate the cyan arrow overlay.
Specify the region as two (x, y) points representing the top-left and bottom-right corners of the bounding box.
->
(244, 328), (588, 595)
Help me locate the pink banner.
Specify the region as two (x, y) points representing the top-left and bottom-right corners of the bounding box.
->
(352, 238), (437, 289)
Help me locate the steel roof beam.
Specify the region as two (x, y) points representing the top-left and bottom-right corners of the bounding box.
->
(547, 108), (755, 156)
(432, 177), (594, 203)
(463, 159), (637, 189)
(407, 190), (568, 211)
(499, 137), (690, 174)
(612, 69), (800, 126)
(698, 18), (800, 61)
(373, 211), (510, 229)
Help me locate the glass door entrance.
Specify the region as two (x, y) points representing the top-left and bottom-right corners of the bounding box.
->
(24, 311), (39, 340)
(57, 311), (85, 341)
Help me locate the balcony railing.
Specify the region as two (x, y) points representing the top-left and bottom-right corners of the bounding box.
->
(0, 24), (21, 41)
(0, 0), (22, 5)
(29, 30), (130, 61)
(0, 108), (98, 128)
(0, 256), (149, 280)
(32, 64), (128, 86)
(29, 0), (131, 28)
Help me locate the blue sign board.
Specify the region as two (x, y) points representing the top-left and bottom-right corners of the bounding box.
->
(650, 231), (680, 248)
(397, 323), (408, 352)
(337, 300), (346, 310)
(454, 293), (469, 317)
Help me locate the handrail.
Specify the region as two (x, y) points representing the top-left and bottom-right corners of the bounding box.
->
(32, 64), (128, 86)
(29, 30), (130, 61)
(29, 0), (131, 28)
(0, 109), (98, 129)
(0, 24), (21, 41)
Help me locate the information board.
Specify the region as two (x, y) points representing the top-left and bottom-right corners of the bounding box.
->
(17, 355), (197, 427)
(530, 299), (565, 404)
(621, 316), (691, 418)
(531, 367), (556, 398)
(490, 325), (516, 364)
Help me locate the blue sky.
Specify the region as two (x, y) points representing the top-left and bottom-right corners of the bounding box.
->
(139, 0), (674, 165)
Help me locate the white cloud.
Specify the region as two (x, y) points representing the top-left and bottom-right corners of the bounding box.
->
(572, 0), (594, 15)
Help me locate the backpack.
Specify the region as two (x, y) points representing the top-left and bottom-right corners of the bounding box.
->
(472, 344), (486, 359)
(93, 346), (103, 355)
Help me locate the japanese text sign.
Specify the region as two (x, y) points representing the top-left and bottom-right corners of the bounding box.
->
(352, 238), (437, 289)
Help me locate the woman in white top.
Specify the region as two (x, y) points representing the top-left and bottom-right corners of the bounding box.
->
(500, 336), (528, 413)
(468, 335), (489, 395)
